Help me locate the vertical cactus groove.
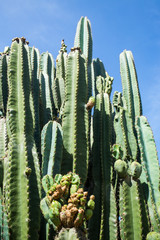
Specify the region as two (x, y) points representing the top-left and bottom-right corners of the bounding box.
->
(74, 16), (92, 100)
(40, 52), (56, 126)
(136, 116), (160, 231)
(91, 58), (106, 97)
(30, 47), (41, 157)
(120, 179), (143, 240)
(54, 40), (68, 112)
(89, 76), (117, 240)
(5, 39), (41, 240)
(120, 50), (142, 120)
(0, 188), (9, 240)
(0, 53), (8, 116)
(62, 49), (88, 185)
(41, 120), (63, 177)
(74, 16), (92, 65)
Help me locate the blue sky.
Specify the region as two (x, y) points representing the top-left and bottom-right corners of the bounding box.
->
(1, 0), (160, 159)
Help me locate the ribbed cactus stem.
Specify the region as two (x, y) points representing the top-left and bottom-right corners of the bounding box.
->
(74, 16), (92, 65)
(39, 51), (56, 127)
(136, 116), (160, 232)
(0, 53), (8, 116)
(91, 58), (106, 97)
(120, 178), (143, 240)
(54, 40), (67, 112)
(29, 46), (41, 159)
(89, 76), (117, 240)
(4, 39), (41, 240)
(74, 16), (93, 101)
(0, 188), (9, 240)
(120, 50), (142, 120)
(41, 120), (63, 178)
(62, 49), (89, 185)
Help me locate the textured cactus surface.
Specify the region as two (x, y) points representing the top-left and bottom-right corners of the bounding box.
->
(61, 49), (89, 185)
(0, 16), (159, 240)
(4, 38), (41, 240)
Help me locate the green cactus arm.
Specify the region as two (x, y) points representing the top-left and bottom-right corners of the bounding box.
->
(126, 51), (142, 117)
(0, 117), (7, 188)
(89, 83), (117, 239)
(41, 120), (63, 178)
(0, 188), (9, 240)
(62, 49), (89, 185)
(74, 16), (92, 65)
(120, 178), (143, 240)
(113, 91), (138, 160)
(136, 116), (160, 231)
(54, 44), (67, 111)
(4, 39), (41, 239)
(40, 52), (55, 77)
(54, 77), (65, 112)
(0, 54), (8, 116)
(113, 92), (129, 158)
(108, 184), (118, 240)
(120, 50), (142, 120)
(74, 16), (93, 101)
(40, 72), (54, 125)
(39, 52), (56, 126)
(91, 58), (106, 97)
(56, 45), (67, 81)
(30, 46), (41, 157)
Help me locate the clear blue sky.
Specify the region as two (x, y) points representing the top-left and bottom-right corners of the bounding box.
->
(1, 0), (160, 159)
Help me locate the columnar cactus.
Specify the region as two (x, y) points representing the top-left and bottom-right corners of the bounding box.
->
(39, 51), (56, 127)
(89, 75), (118, 240)
(0, 188), (9, 240)
(0, 16), (159, 240)
(0, 48), (10, 117)
(61, 48), (89, 185)
(136, 116), (160, 232)
(3, 38), (41, 240)
(41, 120), (63, 178)
(54, 40), (67, 113)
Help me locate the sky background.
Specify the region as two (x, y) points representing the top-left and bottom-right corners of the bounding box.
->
(1, 0), (160, 160)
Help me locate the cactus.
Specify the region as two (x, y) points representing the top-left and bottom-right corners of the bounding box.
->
(0, 188), (9, 240)
(3, 38), (41, 240)
(61, 48), (89, 185)
(136, 116), (160, 232)
(54, 40), (67, 113)
(39, 51), (56, 127)
(0, 49), (9, 116)
(41, 120), (63, 179)
(89, 75), (118, 240)
(40, 173), (95, 239)
(0, 16), (159, 240)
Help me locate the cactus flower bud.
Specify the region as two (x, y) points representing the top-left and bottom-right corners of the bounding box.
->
(86, 96), (95, 110)
(130, 161), (142, 179)
(114, 159), (128, 178)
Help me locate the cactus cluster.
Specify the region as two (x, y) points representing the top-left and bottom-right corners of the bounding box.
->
(0, 16), (159, 240)
(40, 173), (95, 234)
